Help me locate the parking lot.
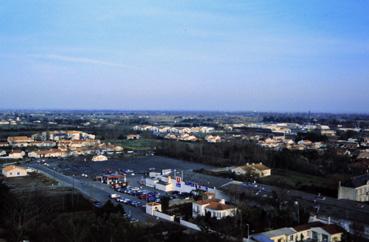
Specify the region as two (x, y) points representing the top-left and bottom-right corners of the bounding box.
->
(28, 156), (232, 222)
(35, 156), (231, 191)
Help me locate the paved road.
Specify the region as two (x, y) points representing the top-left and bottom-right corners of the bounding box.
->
(28, 163), (157, 224)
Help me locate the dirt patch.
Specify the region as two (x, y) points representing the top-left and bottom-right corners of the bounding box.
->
(1, 172), (61, 194)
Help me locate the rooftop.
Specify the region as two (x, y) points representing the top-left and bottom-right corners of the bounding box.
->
(342, 173), (369, 188)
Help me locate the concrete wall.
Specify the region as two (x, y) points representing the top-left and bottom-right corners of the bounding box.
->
(180, 219), (201, 231)
(153, 211), (175, 222)
(338, 185), (356, 200)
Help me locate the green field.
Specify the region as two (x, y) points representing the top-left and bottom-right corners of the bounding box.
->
(108, 138), (159, 151)
(258, 169), (348, 196)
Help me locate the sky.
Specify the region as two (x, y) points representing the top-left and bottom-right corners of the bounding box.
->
(0, 0), (368, 113)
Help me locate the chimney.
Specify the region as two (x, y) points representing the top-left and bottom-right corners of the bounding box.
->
(328, 217), (331, 224)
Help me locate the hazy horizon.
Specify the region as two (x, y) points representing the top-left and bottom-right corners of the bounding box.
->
(1, 1), (369, 113)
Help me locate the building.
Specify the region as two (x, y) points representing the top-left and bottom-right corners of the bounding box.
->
(230, 162), (271, 177)
(92, 155), (108, 162)
(205, 135), (221, 143)
(251, 222), (344, 242)
(338, 174), (369, 202)
(192, 197), (237, 220)
(2, 165), (28, 177)
(146, 202), (162, 216)
(127, 134), (140, 140)
(8, 150), (25, 159)
(7, 136), (33, 147)
(28, 149), (68, 158)
(145, 170), (215, 194)
(96, 174), (126, 185)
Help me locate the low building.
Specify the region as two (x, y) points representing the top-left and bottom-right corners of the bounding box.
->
(96, 174), (126, 185)
(205, 135), (221, 143)
(32, 141), (57, 148)
(127, 134), (140, 140)
(338, 174), (369, 202)
(230, 162), (271, 177)
(146, 202), (162, 216)
(2, 165), (28, 177)
(192, 198), (237, 220)
(145, 170), (214, 194)
(8, 150), (25, 159)
(7, 136), (34, 147)
(251, 222), (344, 242)
(28, 149), (68, 158)
(92, 155), (108, 162)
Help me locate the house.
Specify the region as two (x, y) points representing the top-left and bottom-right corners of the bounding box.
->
(338, 174), (369, 202)
(65, 130), (82, 140)
(32, 141), (57, 148)
(92, 155), (108, 162)
(2, 165), (28, 177)
(253, 227), (296, 242)
(146, 202), (162, 216)
(0, 142), (10, 148)
(205, 135), (221, 143)
(7, 136), (33, 147)
(68, 140), (99, 149)
(28, 149), (68, 158)
(127, 134), (140, 140)
(231, 163), (271, 177)
(192, 198), (237, 220)
(8, 150), (25, 159)
(251, 222), (344, 242)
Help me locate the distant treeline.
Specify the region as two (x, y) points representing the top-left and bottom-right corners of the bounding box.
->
(156, 140), (353, 176)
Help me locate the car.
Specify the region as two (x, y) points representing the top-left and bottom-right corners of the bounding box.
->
(110, 193), (120, 199)
(93, 201), (103, 207)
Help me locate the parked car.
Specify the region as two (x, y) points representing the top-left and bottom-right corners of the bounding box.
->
(110, 193), (120, 199)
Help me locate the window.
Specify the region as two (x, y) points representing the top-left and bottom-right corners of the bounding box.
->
(17, 172), (20, 175)
(312, 231), (318, 240)
(9, 172), (12, 175)
(322, 234), (328, 242)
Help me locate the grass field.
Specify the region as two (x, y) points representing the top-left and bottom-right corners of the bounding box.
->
(258, 169), (348, 196)
(108, 138), (159, 151)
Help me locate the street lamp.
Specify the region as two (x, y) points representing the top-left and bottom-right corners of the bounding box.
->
(246, 223), (250, 240)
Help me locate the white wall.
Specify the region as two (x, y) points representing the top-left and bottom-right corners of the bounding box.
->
(180, 219), (201, 231)
(153, 211), (175, 222)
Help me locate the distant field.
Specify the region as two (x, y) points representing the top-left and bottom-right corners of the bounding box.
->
(108, 138), (159, 151)
(258, 169), (348, 196)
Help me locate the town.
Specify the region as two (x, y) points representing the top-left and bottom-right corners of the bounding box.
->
(1, 111), (368, 241)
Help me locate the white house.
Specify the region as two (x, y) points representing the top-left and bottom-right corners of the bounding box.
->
(338, 174), (369, 202)
(192, 198), (237, 220)
(251, 222), (344, 242)
(92, 155), (108, 162)
(231, 162), (271, 177)
(146, 202), (162, 215)
(2, 165), (28, 177)
(8, 150), (26, 159)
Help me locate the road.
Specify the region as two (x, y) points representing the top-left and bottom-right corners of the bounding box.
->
(28, 163), (157, 224)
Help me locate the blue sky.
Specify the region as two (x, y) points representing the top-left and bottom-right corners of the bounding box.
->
(0, 0), (368, 113)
